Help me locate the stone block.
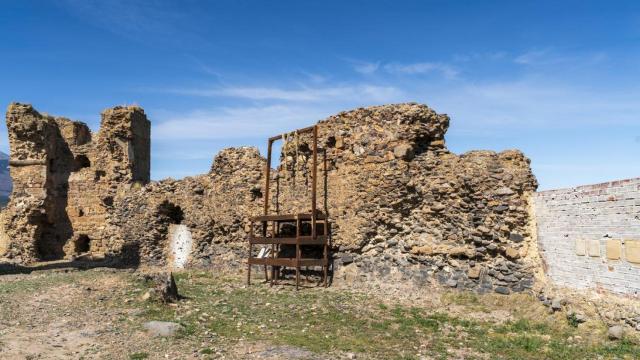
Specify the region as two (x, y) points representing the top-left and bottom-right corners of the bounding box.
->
(606, 240), (621, 260)
(575, 239), (586, 256)
(468, 266), (481, 279)
(625, 240), (640, 265)
(587, 240), (600, 257)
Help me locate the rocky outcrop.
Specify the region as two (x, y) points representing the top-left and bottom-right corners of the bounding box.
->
(0, 102), (540, 294)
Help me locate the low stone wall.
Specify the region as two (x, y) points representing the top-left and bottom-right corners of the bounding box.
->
(535, 178), (640, 296)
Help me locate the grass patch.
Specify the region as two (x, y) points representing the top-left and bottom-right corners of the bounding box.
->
(121, 271), (640, 359)
(128, 352), (149, 360)
(2, 269), (639, 359)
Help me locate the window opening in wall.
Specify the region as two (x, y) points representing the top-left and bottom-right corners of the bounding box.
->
(157, 200), (184, 224)
(73, 155), (91, 171)
(75, 234), (90, 253)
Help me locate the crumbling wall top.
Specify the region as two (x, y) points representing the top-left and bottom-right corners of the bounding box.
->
(209, 147), (264, 176)
(95, 105), (151, 183)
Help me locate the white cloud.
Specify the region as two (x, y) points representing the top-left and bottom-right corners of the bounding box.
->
(152, 74), (640, 143)
(299, 71), (327, 84)
(162, 84), (404, 103)
(514, 49), (551, 65)
(154, 105), (335, 140)
(352, 61), (380, 74)
(56, 0), (206, 46)
(429, 77), (640, 131)
(383, 62), (459, 79)
(349, 59), (459, 79)
(151, 82), (411, 141)
(453, 52), (508, 62)
(514, 48), (607, 66)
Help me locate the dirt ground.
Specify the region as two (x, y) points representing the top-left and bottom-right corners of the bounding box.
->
(0, 263), (638, 360)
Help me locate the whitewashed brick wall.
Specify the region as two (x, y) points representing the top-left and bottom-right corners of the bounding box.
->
(535, 178), (640, 295)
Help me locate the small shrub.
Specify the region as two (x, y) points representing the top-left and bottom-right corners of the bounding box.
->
(200, 348), (214, 354)
(129, 353), (149, 360)
(566, 312), (580, 328)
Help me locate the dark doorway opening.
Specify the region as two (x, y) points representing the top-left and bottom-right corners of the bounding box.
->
(157, 200), (184, 224)
(74, 234), (90, 253)
(73, 155), (91, 171)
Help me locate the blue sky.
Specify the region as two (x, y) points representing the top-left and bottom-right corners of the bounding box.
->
(0, 0), (638, 190)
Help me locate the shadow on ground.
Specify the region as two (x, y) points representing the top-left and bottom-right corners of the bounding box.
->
(0, 256), (137, 275)
(0, 243), (141, 275)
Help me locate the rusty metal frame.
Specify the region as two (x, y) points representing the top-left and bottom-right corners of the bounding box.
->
(247, 125), (328, 289)
(263, 124), (318, 220)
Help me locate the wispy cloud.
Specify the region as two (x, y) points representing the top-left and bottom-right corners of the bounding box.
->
(299, 71), (327, 84)
(514, 48), (607, 66)
(153, 104), (333, 140)
(349, 59), (459, 79)
(144, 47), (637, 188)
(152, 73), (640, 143)
(383, 62), (459, 78)
(430, 77), (640, 131)
(160, 84), (404, 103)
(453, 52), (508, 62)
(186, 55), (223, 78)
(152, 82), (408, 140)
(56, 0), (206, 46)
(351, 60), (380, 74)
(514, 49), (552, 65)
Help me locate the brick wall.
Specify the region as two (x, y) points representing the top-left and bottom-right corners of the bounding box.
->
(535, 178), (640, 295)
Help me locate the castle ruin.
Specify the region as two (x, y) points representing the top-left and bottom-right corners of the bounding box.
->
(0, 103), (150, 261)
(0, 102), (547, 295)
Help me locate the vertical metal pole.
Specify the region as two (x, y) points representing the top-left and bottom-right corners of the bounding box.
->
(296, 215), (301, 290)
(264, 140), (273, 216)
(271, 220), (276, 286)
(322, 146), (328, 287)
(263, 140), (272, 285)
(311, 126), (317, 239)
(248, 237), (252, 286)
(247, 221), (252, 285)
(312, 126), (320, 288)
(324, 219), (328, 287)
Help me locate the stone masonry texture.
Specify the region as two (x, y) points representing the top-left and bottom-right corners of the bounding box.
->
(0, 102), (542, 294)
(535, 178), (640, 295)
(0, 103), (150, 262)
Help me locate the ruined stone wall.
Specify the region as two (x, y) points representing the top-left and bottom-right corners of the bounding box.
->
(535, 178), (640, 295)
(109, 103), (539, 294)
(0, 102), (541, 294)
(266, 104), (539, 293)
(0, 103), (150, 262)
(112, 147), (264, 267)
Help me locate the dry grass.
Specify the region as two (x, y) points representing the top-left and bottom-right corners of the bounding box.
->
(0, 268), (637, 359)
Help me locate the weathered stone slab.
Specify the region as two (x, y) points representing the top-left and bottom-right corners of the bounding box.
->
(587, 240), (600, 257)
(575, 239), (586, 256)
(606, 240), (621, 260)
(625, 240), (640, 264)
